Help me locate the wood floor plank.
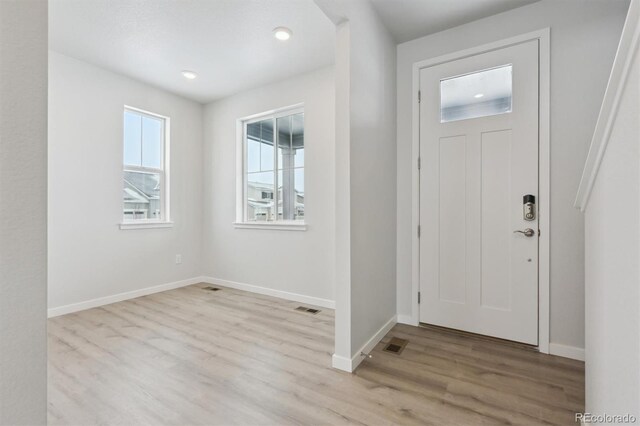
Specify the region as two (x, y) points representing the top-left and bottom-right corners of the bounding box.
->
(48, 283), (584, 425)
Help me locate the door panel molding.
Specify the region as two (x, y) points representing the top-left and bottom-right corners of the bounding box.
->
(409, 28), (550, 353)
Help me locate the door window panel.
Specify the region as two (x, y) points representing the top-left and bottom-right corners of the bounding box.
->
(440, 65), (512, 123)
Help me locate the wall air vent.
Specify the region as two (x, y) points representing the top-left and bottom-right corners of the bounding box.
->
(383, 337), (408, 355)
(295, 306), (320, 314)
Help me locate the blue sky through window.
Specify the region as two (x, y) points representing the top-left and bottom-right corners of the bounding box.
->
(124, 111), (141, 166)
(124, 110), (163, 168)
(142, 116), (162, 168)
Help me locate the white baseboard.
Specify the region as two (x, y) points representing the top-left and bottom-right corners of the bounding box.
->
(549, 342), (585, 361)
(48, 276), (204, 318)
(48, 275), (335, 318)
(332, 315), (397, 373)
(201, 276), (335, 309)
(397, 314), (418, 326)
(331, 354), (352, 372)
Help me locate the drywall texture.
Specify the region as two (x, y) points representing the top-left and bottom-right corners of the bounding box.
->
(202, 67), (336, 303)
(48, 52), (203, 310)
(344, 1), (397, 357)
(584, 37), (639, 418)
(332, 21), (352, 361)
(0, 0), (48, 424)
(396, 0), (630, 350)
(315, 0), (397, 361)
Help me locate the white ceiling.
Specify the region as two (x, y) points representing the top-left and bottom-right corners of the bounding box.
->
(370, 0), (540, 43)
(49, 0), (336, 104)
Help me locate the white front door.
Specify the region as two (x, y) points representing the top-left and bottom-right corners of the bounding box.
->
(419, 40), (539, 345)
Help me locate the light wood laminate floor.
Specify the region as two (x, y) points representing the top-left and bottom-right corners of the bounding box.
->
(48, 283), (584, 425)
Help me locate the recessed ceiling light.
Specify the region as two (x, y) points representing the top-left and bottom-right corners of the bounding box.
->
(474, 93), (484, 98)
(273, 27), (292, 41)
(182, 70), (198, 80)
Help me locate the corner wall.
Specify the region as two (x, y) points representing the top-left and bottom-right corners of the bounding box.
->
(48, 52), (204, 312)
(346, 0), (397, 364)
(396, 0), (630, 352)
(315, 0), (397, 369)
(0, 0), (48, 423)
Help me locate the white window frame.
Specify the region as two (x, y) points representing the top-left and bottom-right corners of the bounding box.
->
(120, 106), (173, 230)
(234, 103), (307, 231)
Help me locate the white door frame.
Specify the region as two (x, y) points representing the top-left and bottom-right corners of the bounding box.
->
(410, 28), (551, 354)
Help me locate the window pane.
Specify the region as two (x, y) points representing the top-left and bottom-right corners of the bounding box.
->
(276, 169), (301, 221)
(247, 119), (274, 172)
(123, 170), (161, 220)
(440, 65), (512, 123)
(142, 115), (163, 168)
(246, 171), (275, 221)
(277, 115), (292, 169)
(277, 169), (283, 220)
(277, 113), (304, 169)
(261, 139), (274, 171)
(260, 119), (274, 171)
(247, 139), (260, 173)
(124, 111), (141, 166)
(293, 113), (304, 168)
(294, 168), (304, 220)
(276, 113), (304, 221)
(295, 147), (304, 168)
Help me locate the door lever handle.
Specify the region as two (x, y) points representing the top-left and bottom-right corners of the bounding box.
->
(514, 228), (535, 237)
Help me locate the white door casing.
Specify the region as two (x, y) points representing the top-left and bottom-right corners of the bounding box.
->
(419, 39), (539, 345)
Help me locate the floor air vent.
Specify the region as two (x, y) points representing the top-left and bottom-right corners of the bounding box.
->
(203, 286), (221, 291)
(295, 306), (320, 315)
(383, 337), (408, 355)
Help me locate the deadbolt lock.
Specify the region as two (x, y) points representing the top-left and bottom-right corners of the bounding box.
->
(523, 194), (536, 221)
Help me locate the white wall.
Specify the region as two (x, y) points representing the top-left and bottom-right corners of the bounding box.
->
(344, 1), (397, 360)
(0, 0), (48, 423)
(396, 0), (630, 351)
(202, 67), (336, 305)
(333, 20), (353, 365)
(48, 51), (203, 311)
(583, 3), (640, 416)
(315, 0), (397, 368)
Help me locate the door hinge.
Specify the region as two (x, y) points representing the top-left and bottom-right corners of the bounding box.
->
(417, 225), (421, 238)
(418, 292), (421, 304)
(418, 156), (421, 170)
(418, 90), (421, 103)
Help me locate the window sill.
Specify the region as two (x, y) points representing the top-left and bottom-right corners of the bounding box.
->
(233, 222), (307, 231)
(119, 221), (174, 230)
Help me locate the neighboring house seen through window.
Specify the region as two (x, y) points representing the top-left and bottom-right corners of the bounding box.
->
(242, 106), (304, 223)
(123, 107), (169, 223)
